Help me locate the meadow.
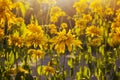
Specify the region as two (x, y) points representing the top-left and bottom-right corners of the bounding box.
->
(0, 0), (120, 80)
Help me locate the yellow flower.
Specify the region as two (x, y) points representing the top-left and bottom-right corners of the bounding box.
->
(28, 49), (45, 59)
(60, 23), (68, 29)
(50, 6), (63, 16)
(115, 14), (120, 22)
(89, 0), (103, 12)
(105, 8), (113, 15)
(111, 22), (120, 31)
(90, 38), (102, 46)
(117, 0), (120, 5)
(25, 33), (47, 48)
(50, 16), (58, 23)
(109, 32), (120, 46)
(50, 6), (66, 23)
(50, 29), (82, 53)
(8, 34), (23, 47)
(86, 26), (103, 37)
(48, 24), (57, 34)
(48, 24), (56, 29)
(75, 19), (86, 28)
(73, 0), (88, 12)
(0, 0), (15, 20)
(83, 14), (92, 22)
(27, 23), (43, 34)
(116, 9), (120, 16)
(44, 66), (55, 75)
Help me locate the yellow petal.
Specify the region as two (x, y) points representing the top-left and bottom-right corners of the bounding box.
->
(73, 40), (83, 49)
(59, 42), (65, 53)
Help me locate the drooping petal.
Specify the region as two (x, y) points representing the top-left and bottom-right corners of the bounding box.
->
(73, 40), (83, 49)
(59, 41), (65, 53)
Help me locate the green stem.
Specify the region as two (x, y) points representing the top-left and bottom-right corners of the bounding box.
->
(14, 50), (18, 73)
(36, 57), (38, 80)
(40, 59), (42, 80)
(63, 54), (66, 80)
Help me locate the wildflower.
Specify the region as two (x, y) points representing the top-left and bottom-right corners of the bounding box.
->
(90, 38), (102, 46)
(109, 32), (120, 46)
(49, 24), (56, 29)
(83, 14), (92, 22)
(0, 0), (16, 20)
(44, 66), (55, 75)
(50, 29), (82, 53)
(115, 14), (120, 22)
(111, 22), (120, 31)
(116, 9), (120, 15)
(27, 23), (43, 34)
(60, 23), (68, 29)
(8, 33), (23, 47)
(105, 8), (113, 16)
(0, 0), (11, 17)
(117, 0), (120, 5)
(50, 16), (58, 23)
(73, 0), (88, 13)
(28, 49), (45, 59)
(25, 33), (47, 48)
(89, 0), (103, 13)
(75, 19), (86, 28)
(50, 6), (66, 23)
(48, 24), (57, 34)
(86, 26), (103, 37)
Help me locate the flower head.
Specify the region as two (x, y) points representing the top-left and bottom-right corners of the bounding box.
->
(48, 24), (57, 34)
(111, 22), (120, 31)
(27, 23), (43, 34)
(60, 23), (68, 29)
(50, 29), (82, 53)
(86, 26), (103, 37)
(90, 38), (102, 46)
(25, 33), (47, 48)
(44, 66), (55, 75)
(83, 14), (92, 22)
(50, 6), (66, 23)
(28, 49), (45, 59)
(8, 33), (23, 47)
(105, 8), (113, 16)
(73, 0), (88, 13)
(89, 0), (103, 13)
(109, 32), (120, 46)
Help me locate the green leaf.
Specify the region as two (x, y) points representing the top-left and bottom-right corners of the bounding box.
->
(9, 51), (15, 65)
(37, 66), (44, 75)
(19, 2), (29, 17)
(99, 45), (105, 56)
(87, 46), (91, 54)
(83, 66), (90, 79)
(67, 59), (73, 68)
